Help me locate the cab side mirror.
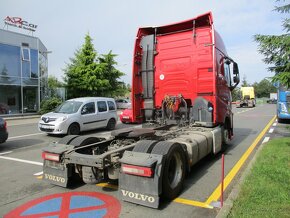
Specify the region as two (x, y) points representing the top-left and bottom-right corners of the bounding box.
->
(233, 75), (240, 84)
(233, 62), (239, 75)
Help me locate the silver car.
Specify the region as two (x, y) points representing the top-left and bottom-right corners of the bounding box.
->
(38, 97), (118, 135)
(115, 98), (131, 109)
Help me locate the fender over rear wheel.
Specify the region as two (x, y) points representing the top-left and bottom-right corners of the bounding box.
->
(57, 135), (79, 145)
(133, 140), (158, 153)
(151, 141), (186, 200)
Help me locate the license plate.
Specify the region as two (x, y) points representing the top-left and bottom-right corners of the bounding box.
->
(123, 116), (129, 119)
(41, 124), (51, 129)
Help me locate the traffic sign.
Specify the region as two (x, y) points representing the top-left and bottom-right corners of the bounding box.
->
(4, 191), (121, 218)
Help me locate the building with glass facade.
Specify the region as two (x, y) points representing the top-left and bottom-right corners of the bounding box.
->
(0, 29), (48, 115)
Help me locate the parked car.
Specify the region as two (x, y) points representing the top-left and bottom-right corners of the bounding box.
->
(38, 97), (118, 135)
(266, 99), (277, 104)
(119, 108), (134, 123)
(0, 117), (8, 144)
(115, 99), (131, 109)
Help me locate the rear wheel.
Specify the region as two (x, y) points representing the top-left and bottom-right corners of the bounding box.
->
(106, 118), (116, 130)
(221, 125), (230, 145)
(151, 142), (186, 200)
(67, 123), (80, 135)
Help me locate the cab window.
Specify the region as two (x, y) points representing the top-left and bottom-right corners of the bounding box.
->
(97, 101), (107, 112)
(108, 101), (116, 111)
(81, 102), (95, 115)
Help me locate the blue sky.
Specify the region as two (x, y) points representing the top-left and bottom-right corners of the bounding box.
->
(1, 0), (287, 85)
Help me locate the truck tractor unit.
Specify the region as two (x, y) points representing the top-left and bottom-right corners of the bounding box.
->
(236, 87), (255, 108)
(42, 12), (240, 208)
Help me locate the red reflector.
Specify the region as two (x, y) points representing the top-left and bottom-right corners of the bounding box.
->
(121, 164), (153, 177)
(42, 152), (60, 162)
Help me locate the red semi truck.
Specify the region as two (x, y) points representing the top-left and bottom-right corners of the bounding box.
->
(42, 12), (240, 208)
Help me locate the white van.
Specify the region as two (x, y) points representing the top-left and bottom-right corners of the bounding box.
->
(38, 97), (118, 135)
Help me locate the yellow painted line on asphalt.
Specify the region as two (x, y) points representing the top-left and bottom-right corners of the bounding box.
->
(205, 115), (276, 205)
(97, 182), (212, 209)
(96, 182), (118, 190)
(174, 198), (213, 209)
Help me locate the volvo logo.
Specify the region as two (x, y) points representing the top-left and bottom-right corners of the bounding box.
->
(121, 189), (155, 203)
(44, 173), (66, 183)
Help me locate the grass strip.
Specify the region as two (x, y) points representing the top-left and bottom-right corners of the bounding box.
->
(228, 137), (290, 218)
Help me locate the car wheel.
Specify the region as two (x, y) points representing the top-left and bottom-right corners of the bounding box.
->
(67, 123), (80, 135)
(106, 118), (116, 130)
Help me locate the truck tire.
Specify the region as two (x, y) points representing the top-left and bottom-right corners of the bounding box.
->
(133, 140), (158, 153)
(221, 125), (230, 147)
(58, 135), (79, 145)
(67, 123), (80, 135)
(151, 141), (186, 200)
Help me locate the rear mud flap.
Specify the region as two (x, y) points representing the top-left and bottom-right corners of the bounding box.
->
(119, 151), (165, 208)
(43, 160), (72, 187)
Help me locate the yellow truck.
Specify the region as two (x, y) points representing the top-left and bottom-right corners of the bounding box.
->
(236, 87), (256, 108)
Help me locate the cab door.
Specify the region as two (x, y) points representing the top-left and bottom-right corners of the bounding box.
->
(80, 101), (97, 131)
(96, 100), (109, 128)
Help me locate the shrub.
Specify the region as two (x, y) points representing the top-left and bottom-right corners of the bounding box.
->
(39, 97), (63, 114)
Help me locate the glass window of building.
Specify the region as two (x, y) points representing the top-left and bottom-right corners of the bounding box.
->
(0, 43), (21, 79)
(31, 49), (38, 78)
(22, 47), (30, 61)
(0, 29), (48, 115)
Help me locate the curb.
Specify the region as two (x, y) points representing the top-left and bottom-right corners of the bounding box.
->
(3, 115), (41, 121)
(216, 129), (272, 218)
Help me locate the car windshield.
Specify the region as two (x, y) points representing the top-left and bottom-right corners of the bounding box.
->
(54, 101), (83, 114)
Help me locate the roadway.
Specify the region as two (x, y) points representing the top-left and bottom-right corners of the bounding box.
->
(0, 104), (278, 217)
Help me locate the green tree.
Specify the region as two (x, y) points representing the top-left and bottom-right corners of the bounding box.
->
(232, 87), (241, 101)
(253, 79), (277, 98)
(98, 51), (127, 96)
(64, 34), (109, 99)
(241, 75), (251, 87)
(48, 75), (63, 88)
(63, 34), (129, 98)
(255, 1), (290, 88)
(47, 75), (64, 99)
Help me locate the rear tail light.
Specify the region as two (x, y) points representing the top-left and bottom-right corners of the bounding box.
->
(4, 120), (7, 130)
(42, 152), (60, 162)
(121, 164), (153, 177)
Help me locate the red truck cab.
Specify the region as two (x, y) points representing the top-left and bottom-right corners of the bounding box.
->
(131, 12), (239, 140)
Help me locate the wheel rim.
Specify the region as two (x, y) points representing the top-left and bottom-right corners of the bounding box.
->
(108, 119), (116, 129)
(168, 151), (183, 189)
(69, 124), (79, 135)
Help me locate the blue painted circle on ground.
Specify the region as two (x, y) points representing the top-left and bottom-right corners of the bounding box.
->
(4, 192), (121, 218)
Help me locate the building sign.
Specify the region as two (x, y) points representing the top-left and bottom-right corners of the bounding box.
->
(4, 16), (37, 32)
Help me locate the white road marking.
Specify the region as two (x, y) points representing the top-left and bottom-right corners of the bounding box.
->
(34, 171), (43, 176)
(235, 108), (255, 114)
(273, 123), (277, 126)
(262, 137), (270, 144)
(8, 132), (45, 140)
(268, 128), (274, 133)
(0, 151), (13, 155)
(0, 156), (43, 166)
